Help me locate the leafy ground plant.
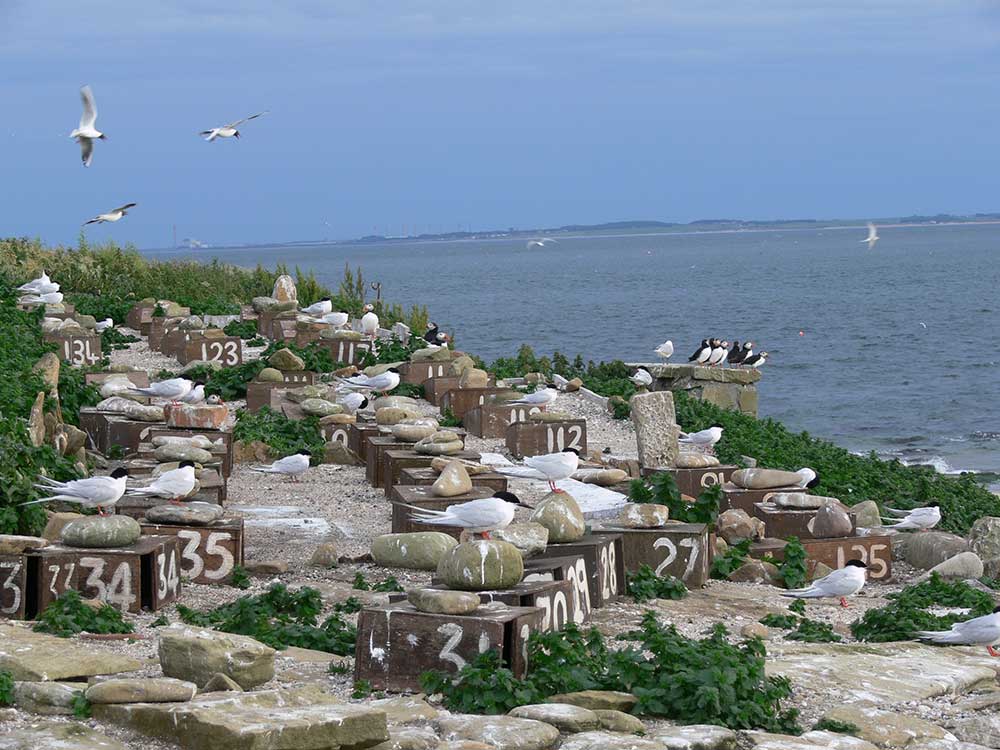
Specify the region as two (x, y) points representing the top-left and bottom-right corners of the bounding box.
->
(72, 692), (92, 719)
(627, 472), (721, 525)
(352, 572), (404, 592)
(710, 539), (751, 579)
(0, 670), (13, 706)
(777, 537), (808, 589)
(813, 718), (861, 735)
(233, 408), (326, 464)
(33, 590), (135, 637)
(230, 564), (251, 589)
(626, 565), (688, 603)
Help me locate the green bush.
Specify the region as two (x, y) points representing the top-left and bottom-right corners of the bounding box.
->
(233, 408), (326, 465)
(33, 591), (134, 637)
(100, 327), (140, 351)
(627, 473), (720, 525)
(626, 565), (687, 602)
(0, 670), (13, 706)
(710, 539), (751, 580)
(223, 320), (260, 339)
(777, 537), (808, 590)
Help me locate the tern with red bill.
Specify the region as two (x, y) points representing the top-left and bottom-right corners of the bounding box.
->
(24, 468), (129, 516)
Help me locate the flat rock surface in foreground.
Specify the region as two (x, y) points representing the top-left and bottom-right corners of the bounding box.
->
(0, 624), (142, 681)
(0, 720), (129, 750)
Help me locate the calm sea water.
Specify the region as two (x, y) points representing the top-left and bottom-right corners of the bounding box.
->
(144, 223), (1000, 479)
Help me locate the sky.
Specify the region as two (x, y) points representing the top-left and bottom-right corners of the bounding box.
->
(3, 1), (1000, 248)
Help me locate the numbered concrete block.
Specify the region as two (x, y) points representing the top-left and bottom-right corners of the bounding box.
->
(750, 535), (892, 581)
(355, 603), (543, 691)
(753, 503), (858, 541)
(30, 537), (182, 614)
(320, 420), (352, 447)
(522, 554), (593, 626)
(601, 523), (711, 588)
(424, 376), (462, 406)
(139, 519), (244, 584)
(440, 388), (515, 422)
(399, 361), (453, 385)
(178, 336), (242, 367)
(78, 410), (165, 455)
(43, 333), (102, 367)
(271, 318), (298, 342)
(0, 554), (28, 619)
(532, 534), (625, 609)
(466, 403), (543, 439)
(349, 422), (382, 462)
(125, 302), (154, 331)
(256, 310), (294, 338)
(366, 436), (410, 488)
(390, 485), (495, 537)
(314, 338), (371, 366)
(399, 466), (509, 495)
(383, 449), (482, 497)
(642, 466), (739, 497)
(147, 317), (169, 351)
(506, 420), (587, 458)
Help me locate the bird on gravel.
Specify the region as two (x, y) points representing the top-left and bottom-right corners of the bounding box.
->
(781, 559), (867, 608)
(24, 468), (129, 516)
(251, 450), (312, 482)
(916, 607), (1000, 656)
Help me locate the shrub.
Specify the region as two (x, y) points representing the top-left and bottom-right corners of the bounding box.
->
(627, 473), (720, 525)
(33, 591), (134, 637)
(626, 565), (688, 602)
(0, 670), (13, 706)
(777, 537), (808, 590)
(232, 408), (326, 464)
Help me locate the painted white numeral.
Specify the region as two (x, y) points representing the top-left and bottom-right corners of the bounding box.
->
(200, 341), (240, 366)
(67, 338), (98, 365)
(0, 562), (22, 614)
(178, 530), (204, 579)
(48, 562), (75, 596)
(566, 425), (584, 451)
(566, 559), (591, 622)
(551, 591), (569, 630)
(607, 542), (618, 594)
(836, 543), (888, 579)
(203, 532), (235, 581)
(679, 538), (700, 581)
(520, 623), (530, 668)
(157, 550), (180, 599)
(437, 623), (466, 669)
(654, 537), (677, 576)
(700, 471), (725, 488)
(80, 557), (135, 610)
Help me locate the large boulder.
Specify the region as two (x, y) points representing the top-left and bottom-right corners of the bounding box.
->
(508, 704), (601, 733)
(851, 500), (882, 528)
(675, 453), (720, 468)
(95, 397), (164, 422)
(437, 540), (524, 591)
(392, 419), (439, 443)
(917, 552), (984, 581)
(376, 407), (422, 425)
(808, 500), (853, 538)
(414, 431), (464, 456)
(13, 681), (80, 715)
(618, 503), (670, 529)
(158, 626), (275, 689)
(285, 384), (330, 403)
(529, 492), (586, 543)
(61, 516), (141, 548)
(371, 532), (458, 571)
(0, 721), (129, 750)
(267, 348), (305, 371)
(630, 391), (679, 469)
(717, 509), (756, 545)
(731, 468), (803, 489)
(85, 677), (197, 704)
(272, 274), (297, 302)
(299, 399), (343, 417)
(969, 517), (1000, 567)
(0, 624), (141, 680)
(899, 532), (969, 570)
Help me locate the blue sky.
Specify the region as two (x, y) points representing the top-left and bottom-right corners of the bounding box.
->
(3, 1), (1000, 248)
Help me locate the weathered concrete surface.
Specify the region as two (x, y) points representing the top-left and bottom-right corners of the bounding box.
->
(0, 624), (142, 681)
(626, 363), (760, 416)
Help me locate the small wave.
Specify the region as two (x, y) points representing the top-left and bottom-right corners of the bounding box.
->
(972, 431), (1000, 442)
(899, 455), (964, 475)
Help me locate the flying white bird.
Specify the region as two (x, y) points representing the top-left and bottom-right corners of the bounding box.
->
(24, 468), (129, 516)
(880, 503), (941, 532)
(509, 386), (559, 407)
(860, 222), (880, 250)
(18, 272), (59, 295)
(70, 85), (105, 167)
(308, 311), (349, 328)
(678, 424), (724, 448)
(781, 559), (867, 608)
(526, 238), (557, 249)
(335, 368), (400, 395)
(129, 378), (194, 403)
(300, 297), (332, 317)
(95, 318), (114, 333)
(707, 340), (730, 367)
(20, 291), (64, 306)
(127, 461), (197, 504)
(916, 607), (1000, 656)
(360, 304), (379, 339)
(337, 392), (369, 414)
(200, 111), (268, 141)
(84, 203), (137, 225)
(655, 340), (674, 360)
(630, 368), (653, 388)
(179, 383), (206, 404)
(400, 491), (532, 538)
(251, 450), (311, 482)
(497, 448), (580, 493)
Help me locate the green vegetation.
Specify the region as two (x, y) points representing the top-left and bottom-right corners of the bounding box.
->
(333, 596), (363, 614)
(710, 539), (751, 580)
(352, 572), (404, 592)
(625, 564), (687, 602)
(438, 408), (462, 427)
(72, 692), (93, 719)
(627, 472), (721, 525)
(177, 584), (356, 655)
(223, 319), (261, 339)
(101, 327), (140, 351)
(812, 718), (861, 736)
(351, 679), (374, 699)
(761, 603), (842, 643)
(851, 573), (994, 642)
(391, 382), (425, 400)
(777, 537), (808, 589)
(422, 617), (799, 733)
(230, 564), (251, 589)
(232, 408), (326, 465)
(0, 670), (14, 706)
(359, 334), (427, 368)
(33, 591), (135, 637)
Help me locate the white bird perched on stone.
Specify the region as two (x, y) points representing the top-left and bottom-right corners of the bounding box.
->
(20, 291), (64, 305)
(95, 318), (114, 333)
(337, 392), (369, 414)
(794, 468), (820, 488)
(509, 386), (559, 407)
(707, 340), (730, 367)
(200, 111), (268, 141)
(335, 368), (400, 396)
(251, 450), (311, 482)
(84, 203), (137, 225)
(309, 311), (349, 328)
(360, 304), (379, 339)
(497, 448), (580, 493)
(70, 85), (105, 167)
(129, 377), (194, 403)
(690, 339), (712, 364)
(781, 559), (867, 608)
(880, 502), (941, 532)
(655, 340), (674, 360)
(630, 368), (653, 388)
(400, 491), (532, 539)
(860, 222), (880, 250)
(916, 607), (1000, 656)
(18, 272), (59, 295)
(300, 297), (332, 317)
(526, 238), (557, 249)
(678, 424), (723, 448)
(127, 461), (197, 504)
(24, 468), (128, 516)
(179, 383), (206, 404)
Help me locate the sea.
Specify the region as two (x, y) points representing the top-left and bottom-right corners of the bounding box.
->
(144, 222), (1000, 486)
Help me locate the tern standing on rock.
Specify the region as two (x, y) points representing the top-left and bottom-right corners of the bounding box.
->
(24, 468), (129, 516)
(916, 607), (1000, 656)
(509, 386), (559, 408)
(129, 377), (194, 404)
(71, 85), (105, 167)
(252, 450), (311, 482)
(300, 297), (332, 317)
(361, 305), (379, 340)
(498, 448), (580, 493)
(678, 424), (724, 449)
(781, 559), (867, 608)
(200, 111), (268, 141)
(400, 491), (533, 539)
(127, 461), (198, 504)
(336, 368), (400, 396)
(84, 203), (137, 225)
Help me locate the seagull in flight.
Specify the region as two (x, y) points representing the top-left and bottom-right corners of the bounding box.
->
(781, 559), (867, 608)
(860, 222), (880, 250)
(84, 203), (137, 225)
(526, 238), (557, 249)
(200, 111), (268, 141)
(70, 85), (105, 167)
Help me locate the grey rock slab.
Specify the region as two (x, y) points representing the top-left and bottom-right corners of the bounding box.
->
(13, 680), (80, 714)
(822, 704), (956, 748)
(158, 625), (275, 689)
(630, 391), (679, 469)
(545, 690), (638, 712)
(559, 732), (668, 750)
(85, 677), (197, 704)
(0, 624), (142, 680)
(144, 502), (224, 526)
(0, 721), (129, 750)
(507, 703), (601, 733)
(437, 715), (559, 750)
(652, 725), (738, 750)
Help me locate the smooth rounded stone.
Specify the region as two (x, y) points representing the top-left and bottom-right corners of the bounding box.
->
(158, 625), (275, 689)
(918, 551), (984, 581)
(42, 512), (84, 541)
(202, 328), (226, 339)
(85, 677), (197, 704)
(300, 398), (344, 417)
(437, 540), (524, 591)
(547, 691), (638, 712)
(408, 588), (481, 615)
(459, 368), (489, 388)
(651, 725), (739, 749)
(95, 396), (164, 421)
(372, 532), (458, 571)
(899, 532), (969, 569)
(201, 672), (244, 692)
(618, 503), (670, 529)
(529, 492), (586, 543)
(145, 502), (224, 526)
(411, 346), (452, 362)
(728, 559), (780, 584)
(527, 411), (574, 423)
(257, 367), (285, 382)
(509, 703), (601, 733)
(490, 523), (549, 558)
(363, 362), (405, 377)
(717, 509), (757, 545)
(286, 384), (330, 403)
(322, 328), (364, 341)
(0, 535), (48, 554)
(559, 732), (664, 750)
(13, 681), (80, 714)
(851, 500), (882, 528)
(593, 710), (645, 735)
(432, 460), (473, 497)
(371, 728), (440, 750)
(392, 420), (439, 442)
(154, 443), (213, 464)
(580, 469), (628, 486)
(267, 348), (305, 371)
(74, 314), (97, 329)
(448, 355), (476, 375)
(376, 407), (422, 425)
(272, 274), (297, 302)
(415, 431), (464, 456)
(373, 395), (419, 411)
(309, 542), (340, 568)
(321, 413), (356, 425)
(770, 492), (823, 510)
(808, 500), (854, 539)
(731, 468), (803, 490)
(62, 516), (141, 548)
(178, 315), (205, 330)
(741, 622), (770, 639)
(969, 517), (1000, 563)
(99, 375), (139, 399)
(437, 715), (559, 750)
(152, 434), (214, 450)
(430, 456), (492, 475)
(564, 377), (583, 392)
